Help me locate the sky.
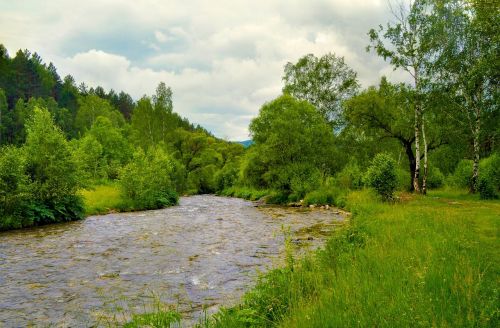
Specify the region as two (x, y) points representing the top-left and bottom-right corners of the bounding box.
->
(0, 0), (408, 140)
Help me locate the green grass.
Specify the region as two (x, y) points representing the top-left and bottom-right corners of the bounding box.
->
(80, 183), (124, 216)
(202, 188), (499, 327)
(219, 186), (272, 201)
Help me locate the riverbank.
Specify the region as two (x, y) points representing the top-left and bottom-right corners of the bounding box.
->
(126, 188), (499, 327)
(80, 183), (179, 216)
(206, 189), (499, 327)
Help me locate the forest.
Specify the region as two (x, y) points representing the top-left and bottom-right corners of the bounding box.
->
(0, 0), (498, 326)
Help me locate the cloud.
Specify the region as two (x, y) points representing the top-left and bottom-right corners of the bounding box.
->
(0, 0), (412, 140)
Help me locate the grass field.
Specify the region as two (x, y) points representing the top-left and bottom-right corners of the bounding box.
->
(79, 183), (124, 216)
(200, 188), (499, 327)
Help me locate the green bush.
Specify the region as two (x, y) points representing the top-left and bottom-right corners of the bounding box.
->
(215, 162), (240, 192)
(478, 177), (498, 199)
(478, 154), (499, 200)
(426, 166), (445, 189)
(364, 153), (397, 201)
(449, 159), (473, 188)
(335, 162), (363, 190)
(119, 147), (179, 210)
(480, 153), (500, 191)
(1, 107), (85, 230)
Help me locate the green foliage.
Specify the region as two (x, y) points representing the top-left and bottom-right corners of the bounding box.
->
(449, 159), (473, 188)
(25, 107), (82, 201)
(335, 162), (363, 190)
(364, 153), (397, 201)
(0, 146), (30, 229)
(119, 147), (179, 210)
(219, 186), (271, 201)
(478, 153), (500, 199)
(478, 177), (498, 200)
(80, 184), (124, 216)
(75, 94), (125, 133)
(480, 153), (500, 191)
(87, 116), (131, 179)
(215, 162), (240, 192)
(205, 190), (499, 327)
(283, 53), (359, 126)
(247, 94), (336, 198)
(1, 107), (84, 230)
(425, 166), (445, 189)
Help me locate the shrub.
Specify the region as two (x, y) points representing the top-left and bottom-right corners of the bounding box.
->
(449, 159), (473, 188)
(480, 153), (500, 191)
(119, 147), (179, 210)
(478, 177), (498, 199)
(335, 162), (363, 190)
(215, 162), (239, 192)
(364, 153), (397, 201)
(478, 154), (499, 199)
(425, 166), (445, 189)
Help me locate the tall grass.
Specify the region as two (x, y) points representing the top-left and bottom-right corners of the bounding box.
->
(80, 183), (124, 216)
(203, 189), (499, 327)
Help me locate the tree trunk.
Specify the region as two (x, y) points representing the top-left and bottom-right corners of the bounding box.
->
(471, 108), (481, 193)
(413, 67), (421, 193)
(404, 140), (416, 192)
(422, 116), (428, 195)
(413, 103), (421, 193)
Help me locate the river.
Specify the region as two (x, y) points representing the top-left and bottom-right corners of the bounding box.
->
(0, 195), (344, 327)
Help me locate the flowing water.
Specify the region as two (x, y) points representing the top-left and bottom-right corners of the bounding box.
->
(0, 195), (345, 327)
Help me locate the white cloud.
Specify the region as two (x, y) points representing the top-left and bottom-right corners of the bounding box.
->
(0, 0), (412, 140)
(154, 31), (168, 43)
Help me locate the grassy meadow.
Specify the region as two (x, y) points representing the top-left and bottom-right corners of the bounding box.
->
(204, 189), (499, 327)
(80, 183), (124, 216)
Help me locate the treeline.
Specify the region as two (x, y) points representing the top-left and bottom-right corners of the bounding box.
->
(0, 47), (244, 230)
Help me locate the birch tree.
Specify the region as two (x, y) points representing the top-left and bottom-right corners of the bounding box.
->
(368, 0), (434, 193)
(431, 0), (499, 192)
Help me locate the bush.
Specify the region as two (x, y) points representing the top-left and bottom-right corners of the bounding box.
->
(426, 166), (445, 189)
(480, 153), (500, 191)
(478, 177), (498, 199)
(364, 153), (397, 201)
(119, 147), (179, 210)
(477, 154), (499, 199)
(449, 159), (473, 188)
(215, 162), (239, 192)
(335, 162), (363, 190)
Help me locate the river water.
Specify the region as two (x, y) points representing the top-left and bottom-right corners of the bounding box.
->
(0, 195), (344, 327)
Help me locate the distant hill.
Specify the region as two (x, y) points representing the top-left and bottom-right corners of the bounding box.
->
(236, 140), (253, 148)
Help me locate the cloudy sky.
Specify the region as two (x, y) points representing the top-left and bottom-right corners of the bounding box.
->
(0, 0), (408, 140)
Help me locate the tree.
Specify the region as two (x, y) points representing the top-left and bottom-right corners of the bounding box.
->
(87, 116), (131, 179)
(365, 153), (398, 201)
(0, 146), (29, 229)
(283, 53), (359, 127)
(368, 0), (435, 193)
(119, 147), (179, 209)
(248, 94), (336, 196)
(75, 94), (124, 133)
(0, 88), (9, 145)
(24, 107), (84, 222)
(131, 82), (180, 149)
(431, 0), (499, 192)
(344, 77), (450, 190)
